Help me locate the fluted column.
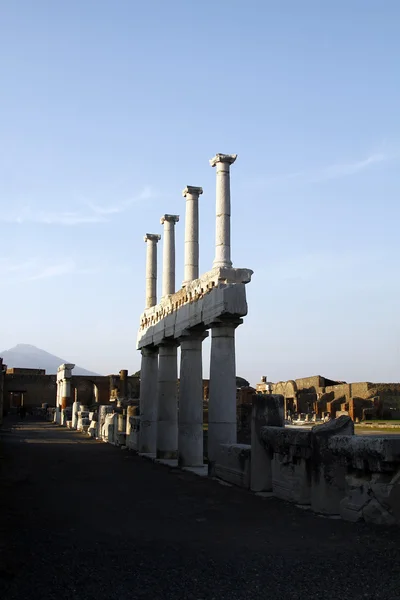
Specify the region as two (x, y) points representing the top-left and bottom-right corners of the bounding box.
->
(160, 214), (179, 297)
(209, 153), (237, 269)
(138, 346), (159, 454)
(178, 329), (208, 467)
(182, 186), (203, 286)
(156, 340), (178, 459)
(144, 233), (161, 308)
(208, 319), (242, 467)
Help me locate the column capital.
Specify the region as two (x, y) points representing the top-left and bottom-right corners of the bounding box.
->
(209, 153), (237, 167)
(144, 233), (161, 243)
(160, 214), (179, 225)
(182, 186), (203, 198)
(179, 328), (209, 344)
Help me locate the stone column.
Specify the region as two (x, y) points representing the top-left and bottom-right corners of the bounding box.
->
(144, 233), (161, 308)
(138, 347), (159, 454)
(178, 329), (208, 467)
(208, 319), (242, 467)
(182, 186), (203, 286)
(209, 153), (237, 269)
(160, 214), (179, 297)
(156, 340), (178, 460)
(61, 379), (71, 409)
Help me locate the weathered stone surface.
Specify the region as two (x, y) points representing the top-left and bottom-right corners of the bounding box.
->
(214, 444), (251, 489)
(272, 453), (311, 505)
(250, 394), (284, 492)
(311, 415), (354, 515)
(137, 268), (252, 348)
(312, 414), (354, 437)
(363, 498), (396, 526)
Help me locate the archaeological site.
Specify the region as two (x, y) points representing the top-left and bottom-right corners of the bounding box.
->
(1, 153), (400, 529)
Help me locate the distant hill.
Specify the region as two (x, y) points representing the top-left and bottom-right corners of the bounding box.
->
(0, 344), (100, 376)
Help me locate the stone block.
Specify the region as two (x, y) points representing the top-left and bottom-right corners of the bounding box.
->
(126, 416), (140, 451)
(250, 394), (284, 492)
(272, 453), (311, 505)
(340, 473), (370, 522)
(362, 498), (396, 526)
(311, 415), (354, 515)
(214, 443), (251, 489)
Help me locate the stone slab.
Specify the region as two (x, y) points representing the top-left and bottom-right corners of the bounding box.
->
(214, 443), (251, 489)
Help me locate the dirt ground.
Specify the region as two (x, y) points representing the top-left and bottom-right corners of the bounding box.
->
(1, 416), (400, 600)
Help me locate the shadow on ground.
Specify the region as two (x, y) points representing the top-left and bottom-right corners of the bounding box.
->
(1, 417), (399, 600)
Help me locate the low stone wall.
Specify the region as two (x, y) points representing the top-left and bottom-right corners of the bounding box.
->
(253, 402), (400, 525)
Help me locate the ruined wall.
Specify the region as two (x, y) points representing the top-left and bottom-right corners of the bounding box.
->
(294, 376), (325, 391)
(4, 374), (57, 410)
(72, 376), (110, 406)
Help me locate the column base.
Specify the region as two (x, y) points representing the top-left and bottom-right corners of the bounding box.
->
(213, 259), (233, 269)
(155, 458), (178, 467)
(156, 449), (178, 460)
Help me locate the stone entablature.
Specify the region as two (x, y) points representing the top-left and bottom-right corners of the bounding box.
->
(137, 266), (253, 346)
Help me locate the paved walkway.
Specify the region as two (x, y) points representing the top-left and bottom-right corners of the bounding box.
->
(0, 418), (399, 600)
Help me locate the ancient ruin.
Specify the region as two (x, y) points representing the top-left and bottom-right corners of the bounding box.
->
(256, 374), (400, 422)
(1, 152), (400, 529)
(137, 153), (253, 469)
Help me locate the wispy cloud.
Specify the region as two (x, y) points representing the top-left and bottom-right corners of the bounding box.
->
(87, 186), (154, 215)
(259, 152), (391, 187)
(0, 257), (100, 285)
(0, 186), (153, 225)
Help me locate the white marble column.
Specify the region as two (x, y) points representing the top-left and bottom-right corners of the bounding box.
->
(144, 233), (161, 308)
(208, 319), (242, 466)
(138, 346), (159, 454)
(209, 153), (237, 269)
(178, 329), (208, 467)
(156, 340), (178, 460)
(160, 214), (179, 297)
(182, 186), (203, 286)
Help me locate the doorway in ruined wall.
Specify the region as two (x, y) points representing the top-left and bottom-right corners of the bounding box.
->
(72, 381), (99, 408)
(286, 397), (295, 413)
(8, 391), (26, 408)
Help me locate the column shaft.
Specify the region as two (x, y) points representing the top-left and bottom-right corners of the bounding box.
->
(160, 215), (179, 297)
(182, 186), (203, 286)
(138, 346), (159, 454)
(144, 234), (161, 308)
(178, 331), (208, 467)
(210, 154), (237, 269)
(208, 321), (240, 465)
(156, 342), (178, 459)
(61, 379), (71, 409)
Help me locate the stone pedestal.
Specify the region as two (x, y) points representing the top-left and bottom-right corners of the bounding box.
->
(182, 186), (203, 286)
(178, 330), (208, 467)
(138, 346), (159, 454)
(156, 340), (178, 460)
(208, 319), (241, 466)
(210, 153), (237, 269)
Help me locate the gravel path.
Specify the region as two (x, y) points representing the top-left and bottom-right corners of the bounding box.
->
(0, 417), (399, 600)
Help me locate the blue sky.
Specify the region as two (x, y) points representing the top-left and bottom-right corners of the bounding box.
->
(1, 0), (399, 385)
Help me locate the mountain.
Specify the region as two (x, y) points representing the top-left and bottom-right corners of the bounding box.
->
(0, 344), (100, 376)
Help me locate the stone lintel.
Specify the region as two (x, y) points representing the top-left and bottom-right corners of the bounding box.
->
(160, 214), (180, 225)
(209, 153), (237, 167)
(144, 233), (161, 243)
(182, 186), (203, 197)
